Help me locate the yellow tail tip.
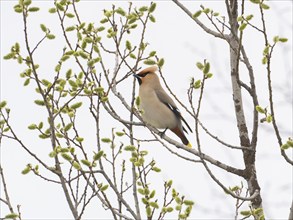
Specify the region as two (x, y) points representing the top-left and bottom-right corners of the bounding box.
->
(187, 142), (192, 148)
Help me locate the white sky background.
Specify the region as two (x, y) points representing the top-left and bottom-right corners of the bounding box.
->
(0, 0), (292, 219)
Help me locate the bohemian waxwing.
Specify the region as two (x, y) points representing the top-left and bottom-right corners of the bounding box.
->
(134, 66), (192, 147)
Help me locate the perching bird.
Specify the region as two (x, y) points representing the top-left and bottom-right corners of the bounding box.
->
(134, 66), (192, 147)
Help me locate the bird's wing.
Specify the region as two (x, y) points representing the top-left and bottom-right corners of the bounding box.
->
(155, 89), (192, 133)
(155, 88), (177, 107)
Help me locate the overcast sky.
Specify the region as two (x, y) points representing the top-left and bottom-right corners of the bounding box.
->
(1, 1), (292, 219)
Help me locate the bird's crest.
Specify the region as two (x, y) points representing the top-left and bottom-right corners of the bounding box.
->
(138, 66), (158, 75)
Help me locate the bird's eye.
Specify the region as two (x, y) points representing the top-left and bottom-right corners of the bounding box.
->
(140, 72), (149, 77)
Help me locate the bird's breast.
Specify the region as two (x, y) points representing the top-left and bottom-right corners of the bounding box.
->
(139, 88), (177, 129)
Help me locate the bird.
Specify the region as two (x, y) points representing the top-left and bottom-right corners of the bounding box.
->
(133, 66), (192, 148)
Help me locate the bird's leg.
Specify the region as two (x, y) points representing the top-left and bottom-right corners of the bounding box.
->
(159, 128), (168, 138)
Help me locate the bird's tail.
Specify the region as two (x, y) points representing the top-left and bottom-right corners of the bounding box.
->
(171, 127), (192, 148)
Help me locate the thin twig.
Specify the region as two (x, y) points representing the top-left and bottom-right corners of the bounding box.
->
(259, 4), (293, 165)
(0, 165), (16, 215)
(172, 0), (227, 40)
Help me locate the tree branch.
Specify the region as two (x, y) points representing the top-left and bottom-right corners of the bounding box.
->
(0, 165), (16, 216)
(172, 0), (228, 40)
(289, 200), (293, 220)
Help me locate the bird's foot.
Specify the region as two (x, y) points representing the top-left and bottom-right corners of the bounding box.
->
(159, 128), (168, 138)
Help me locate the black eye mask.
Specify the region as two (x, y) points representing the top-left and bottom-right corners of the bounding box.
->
(133, 72), (150, 85)
(139, 72), (150, 77)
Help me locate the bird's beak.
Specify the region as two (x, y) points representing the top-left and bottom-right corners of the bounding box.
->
(133, 74), (142, 85)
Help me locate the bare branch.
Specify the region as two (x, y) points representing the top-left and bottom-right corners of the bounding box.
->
(172, 0), (228, 40)
(199, 120), (255, 152)
(144, 122), (245, 177)
(0, 165), (16, 215)
(289, 200), (293, 220)
(259, 4), (293, 165)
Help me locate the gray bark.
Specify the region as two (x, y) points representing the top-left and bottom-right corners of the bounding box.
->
(227, 0), (263, 212)
(289, 200), (293, 220)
